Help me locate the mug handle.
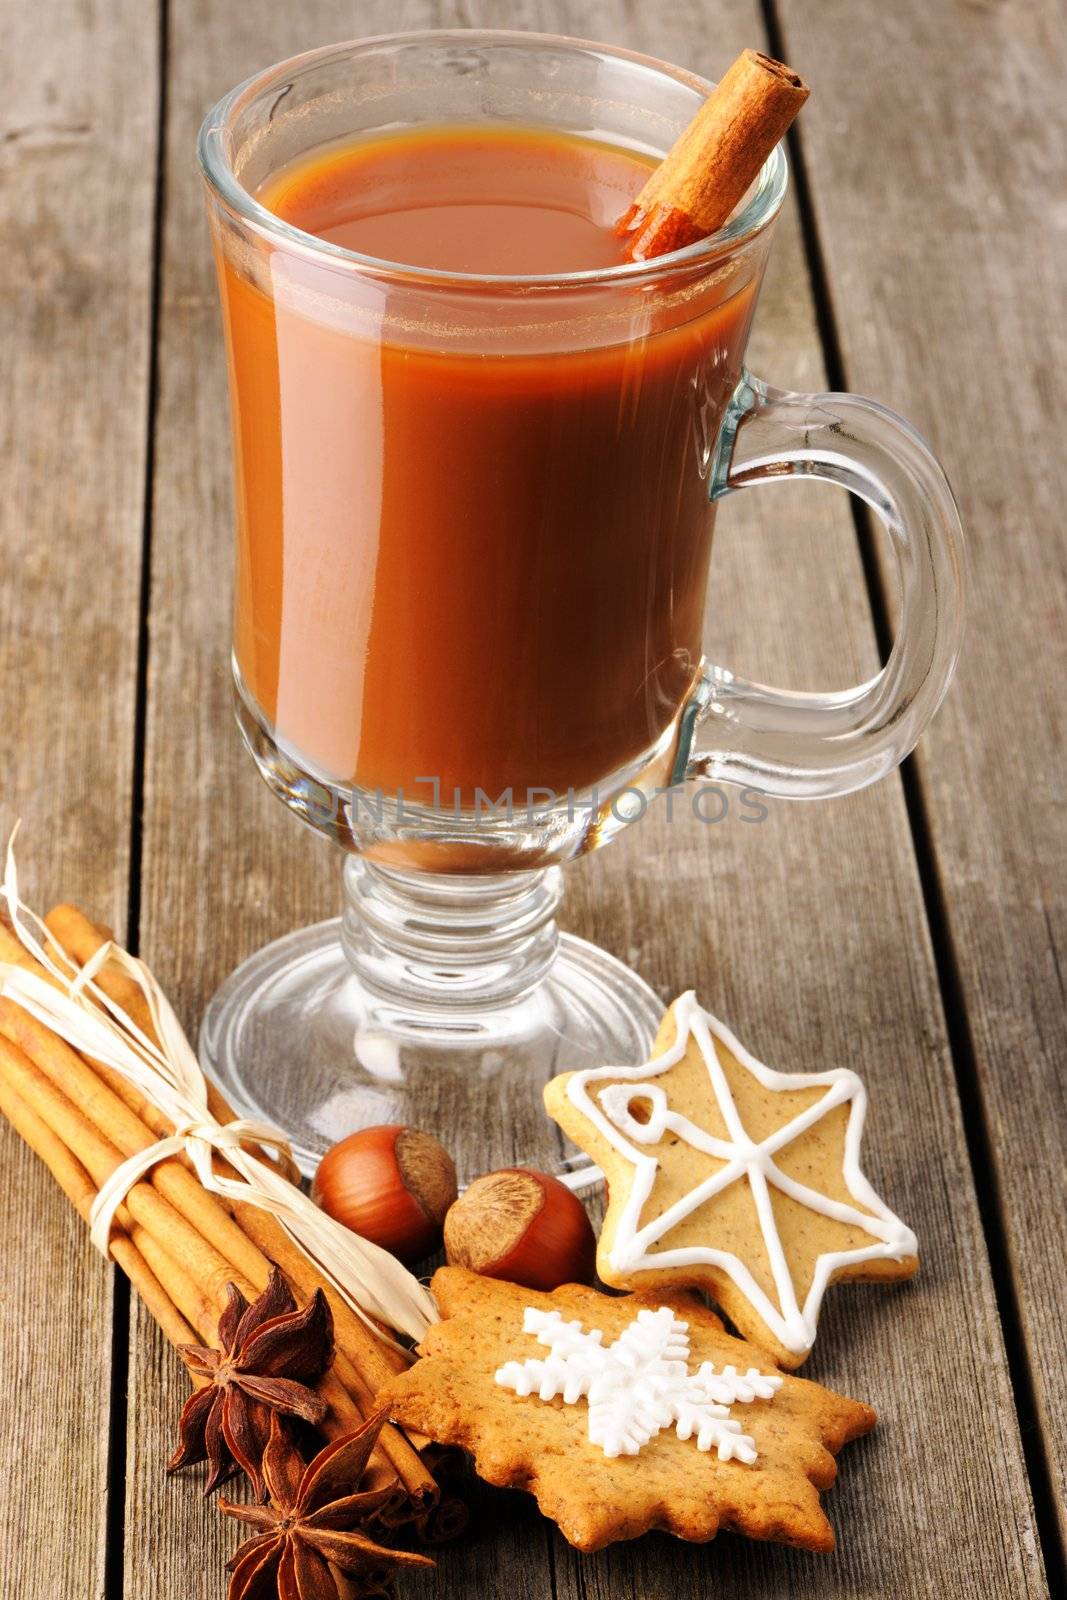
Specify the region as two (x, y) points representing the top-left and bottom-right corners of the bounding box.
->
(685, 372), (965, 799)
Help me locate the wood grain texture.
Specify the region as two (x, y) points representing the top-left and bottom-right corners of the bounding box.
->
(130, 1), (1048, 1597)
(135, 1), (560, 1594)
(773, 0), (1067, 1544)
(124, 1295), (235, 1600)
(0, 0), (158, 1595)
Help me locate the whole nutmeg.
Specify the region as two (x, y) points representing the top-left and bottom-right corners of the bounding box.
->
(443, 1167), (596, 1291)
(311, 1125), (458, 1265)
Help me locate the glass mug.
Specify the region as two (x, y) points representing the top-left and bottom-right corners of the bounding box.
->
(198, 32), (963, 1178)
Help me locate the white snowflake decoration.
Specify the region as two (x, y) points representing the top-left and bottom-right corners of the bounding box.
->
(495, 1306), (782, 1461)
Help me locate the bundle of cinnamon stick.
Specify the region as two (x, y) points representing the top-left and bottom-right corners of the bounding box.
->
(0, 904), (457, 1544)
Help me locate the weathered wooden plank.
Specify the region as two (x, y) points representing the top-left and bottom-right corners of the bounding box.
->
(550, 2), (1046, 1596)
(0, 0), (159, 1594)
(773, 0), (1067, 1549)
(134, 1), (561, 1593)
(136, 1), (1045, 1597)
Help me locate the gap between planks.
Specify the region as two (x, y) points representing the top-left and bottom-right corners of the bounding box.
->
(105, 3), (173, 1597)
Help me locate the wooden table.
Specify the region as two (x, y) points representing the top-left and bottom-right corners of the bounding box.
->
(2, 2), (1063, 1595)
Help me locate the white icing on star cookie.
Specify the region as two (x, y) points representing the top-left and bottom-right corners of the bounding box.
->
(495, 1305), (782, 1460)
(563, 992), (918, 1357)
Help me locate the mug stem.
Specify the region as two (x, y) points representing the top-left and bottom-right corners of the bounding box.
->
(199, 861), (660, 1179)
(340, 859), (563, 1014)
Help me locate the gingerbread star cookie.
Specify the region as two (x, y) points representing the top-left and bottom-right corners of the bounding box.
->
(383, 1267), (875, 1553)
(544, 992), (918, 1368)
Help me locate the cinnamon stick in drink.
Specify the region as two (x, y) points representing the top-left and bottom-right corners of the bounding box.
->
(618, 48), (809, 261)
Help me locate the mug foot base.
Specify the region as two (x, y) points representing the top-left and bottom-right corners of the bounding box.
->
(199, 920), (662, 1185)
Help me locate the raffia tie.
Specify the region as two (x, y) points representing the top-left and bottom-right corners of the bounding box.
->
(0, 830), (437, 1345)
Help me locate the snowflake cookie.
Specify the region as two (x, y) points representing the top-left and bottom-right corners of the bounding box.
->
(544, 992), (918, 1368)
(382, 1267), (876, 1553)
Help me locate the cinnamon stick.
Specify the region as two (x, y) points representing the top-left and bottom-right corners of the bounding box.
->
(229, 1200), (435, 1503)
(414, 1496), (470, 1545)
(618, 48), (808, 261)
(129, 1220), (225, 1340)
(0, 919), (170, 1132)
(230, 1201), (401, 1392)
(124, 1223), (398, 1492)
(0, 994), (273, 1282)
(0, 1067), (198, 1349)
(125, 1216), (398, 1491)
(26, 909), (437, 1504)
(43, 909), (423, 1399)
(0, 1032), (402, 1493)
(43, 906), (236, 1127)
(0, 1032), (243, 1303)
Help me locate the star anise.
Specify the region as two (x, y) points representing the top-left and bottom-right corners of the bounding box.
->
(168, 1267), (334, 1499)
(221, 1410), (434, 1600)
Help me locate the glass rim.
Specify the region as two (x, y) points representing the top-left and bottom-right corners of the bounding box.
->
(197, 28), (789, 290)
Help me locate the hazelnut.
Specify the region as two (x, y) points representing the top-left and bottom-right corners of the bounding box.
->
(443, 1168), (596, 1291)
(312, 1125), (457, 1265)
